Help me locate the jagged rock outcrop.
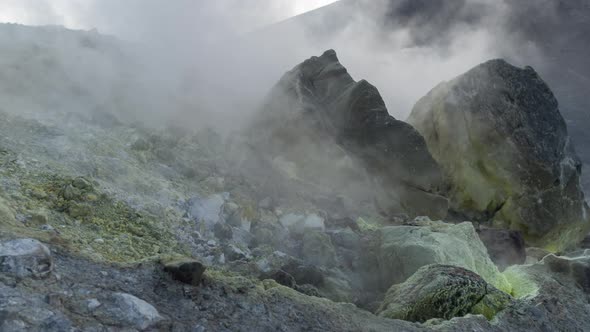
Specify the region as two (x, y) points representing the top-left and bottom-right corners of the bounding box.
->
(408, 59), (590, 251)
(377, 264), (511, 322)
(247, 49), (448, 219)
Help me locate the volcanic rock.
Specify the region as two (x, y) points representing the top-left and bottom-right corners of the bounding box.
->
(409, 59), (590, 251)
(377, 264), (511, 322)
(378, 220), (511, 292)
(248, 49), (448, 219)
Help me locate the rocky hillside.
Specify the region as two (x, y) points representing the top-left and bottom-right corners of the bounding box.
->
(2, 24), (590, 331)
(275, 0), (590, 195)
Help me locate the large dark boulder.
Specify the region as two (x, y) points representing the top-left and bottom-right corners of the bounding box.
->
(408, 59), (590, 251)
(247, 49), (447, 219)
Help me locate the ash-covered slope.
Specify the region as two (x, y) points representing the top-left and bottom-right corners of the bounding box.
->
(247, 49), (448, 219)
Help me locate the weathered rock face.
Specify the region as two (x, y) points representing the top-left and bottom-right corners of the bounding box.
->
(248, 49), (448, 219)
(408, 59), (590, 251)
(377, 264), (511, 322)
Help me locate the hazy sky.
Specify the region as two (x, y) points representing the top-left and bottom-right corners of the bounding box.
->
(0, 0), (533, 125)
(0, 0), (339, 39)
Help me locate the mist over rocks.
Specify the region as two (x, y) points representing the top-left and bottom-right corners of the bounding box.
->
(2, 16), (590, 331)
(247, 49), (448, 220)
(408, 59), (590, 251)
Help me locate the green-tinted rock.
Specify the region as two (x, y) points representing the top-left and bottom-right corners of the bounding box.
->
(408, 59), (589, 251)
(62, 184), (82, 201)
(377, 264), (511, 322)
(378, 220), (511, 293)
(68, 203), (93, 218)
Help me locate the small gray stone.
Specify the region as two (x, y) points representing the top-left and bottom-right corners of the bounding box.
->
(87, 298), (101, 310)
(40, 224), (55, 232)
(0, 238), (53, 279)
(193, 325), (206, 332)
(94, 292), (163, 330)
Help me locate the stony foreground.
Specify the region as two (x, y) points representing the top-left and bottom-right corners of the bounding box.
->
(3, 236), (590, 331)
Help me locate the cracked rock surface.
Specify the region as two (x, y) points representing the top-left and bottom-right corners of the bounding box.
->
(408, 59), (590, 251)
